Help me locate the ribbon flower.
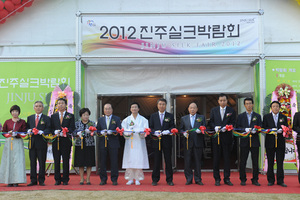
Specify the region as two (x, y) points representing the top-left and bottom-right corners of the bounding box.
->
(199, 126), (206, 134)
(144, 128), (151, 136)
(89, 126), (97, 136)
(116, 127), (124, 136)
(32, 128), (39, 135)
(62, 127), (69, 137)
(225, 125), (233, 131)
(171, 128), (178, 135)
(281, 125), (290, 138)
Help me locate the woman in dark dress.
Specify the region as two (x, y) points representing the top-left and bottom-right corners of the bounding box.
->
(73, 108), (96, 185)
(0, 105), (27, 187)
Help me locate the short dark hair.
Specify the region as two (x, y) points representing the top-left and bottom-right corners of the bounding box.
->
(244, 97), (254, 105)
(157, 98), (167, 105)
(104, 103), (113, 110)
(79, 108), (91, 117)
(218, 93), (228, 100)
(130, 102), (140, 109)
(270, 101), (281, 108)
(57, 98), (67, 105)
(10, 105), (21, 114)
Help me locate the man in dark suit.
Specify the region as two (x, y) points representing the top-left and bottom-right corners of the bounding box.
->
(263, 101), (288, 187)
(292, 111), (300, 184)
(150, 98), (175, 186)
(51, 98), (75, 185)
(180, 102), (206, 185)
(97, 103), (121, 186)
(209, 93), (236, 186)
(27, 101), (51, 186)
(236, 97), (262, 186)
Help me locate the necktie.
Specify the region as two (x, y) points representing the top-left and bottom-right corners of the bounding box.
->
(60, 112), (64, 125)
(274, 114), (278, 127)
(160, 114), (164, 126)
(221, 108), (224, 120)
(106, 116), (110, 129)
(35, 115), (39, 127)
(191, 115), (195, 128)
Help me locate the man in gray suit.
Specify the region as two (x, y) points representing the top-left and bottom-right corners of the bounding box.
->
(180, 102), (206, 185)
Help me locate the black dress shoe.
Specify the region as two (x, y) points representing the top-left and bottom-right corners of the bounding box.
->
(268, 182), (274, 186)
(167, 182), (174, 186)
(278, 183), (287, 187)
(240, 181), (246, 186)
(7, 184), (13, 187)
(80, 182), (84, 185)
(99, 181), (106, 185)
(87, 182), (91, 185)
(39, 182), (45, 186)
(112, 181), (118, 186)
(185, 181), (192, 185)
(55, 181), (61, 185)
(215, 180), (220, 186)
(13, 184), (18, 187)
(196, 181), (204, 185)
(252, 181), (260, 186)
(27, 182), (37, 186)
(63, 182), (68, 185)
(152, 182), (158, 186)
(224, 181), (233, 186)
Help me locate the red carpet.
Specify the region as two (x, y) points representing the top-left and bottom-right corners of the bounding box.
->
(0, 172), (299, 193)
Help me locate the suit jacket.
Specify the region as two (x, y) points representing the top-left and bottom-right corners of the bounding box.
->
(96, 115), (121, 149)
(149, 111), (175, 149)
(51, 111), (75, 147)
(209, 106), (236, 145)
(292, 112), (300, 142)
(236, 111), (262, 147)
(27, 114), (51, 149)
(180, 114), (206, 148)
(263, 112), (288, 148)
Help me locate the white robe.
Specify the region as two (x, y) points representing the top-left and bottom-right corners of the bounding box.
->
(122, 114), (149, 169)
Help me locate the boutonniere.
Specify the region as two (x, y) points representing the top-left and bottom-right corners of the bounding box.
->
(64, 114), (71, 119)
(252, 116), (257, 122)
(111, 119), (116, 124)
(226, 113), (232, 117)
(40, 118), (45, 124)
(279, 118), (284, 123)
(196, 117), (202, 122)
(129, 120), (134, 126)
(164, 117), (170, 122)
(87, 121), (94, 126)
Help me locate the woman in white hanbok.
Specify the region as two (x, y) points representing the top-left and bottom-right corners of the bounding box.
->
(122, 102), (149, 185)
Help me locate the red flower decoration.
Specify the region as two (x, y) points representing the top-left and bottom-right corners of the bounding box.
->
(89, 126), (97, 136)
(254, 125), (261, 130)
(116, 127), (124, 136)
(32, 128), (39, 135)
(144, 128), (151, 136)
(225, 125), (233, 131)
(2, 133), (11, 138)
(199, 126), (206, 134)
(171, 128), (178, 135)
(62, 127), (69, 137)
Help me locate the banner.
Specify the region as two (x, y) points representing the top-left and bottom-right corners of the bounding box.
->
(0, 61), (76, 169)
(81, 14), (260, 56)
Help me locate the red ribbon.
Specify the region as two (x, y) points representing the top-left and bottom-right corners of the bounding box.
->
(62, 127), (69, 137)
(199, 126), (206, 134)
(116, 127), (124, 136)
(144, 128), (151, 136)
(89, 126), (97, 136)
(2, 133), (11, 138)
(171, 128), (178, 135)
(225, 125), (233, 131)
(32, 128), (39, 135)
(254, 125), (261, 130)
(281, 125), (290, 138)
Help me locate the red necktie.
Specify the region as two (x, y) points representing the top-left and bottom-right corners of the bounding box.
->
(35, 115), (39, 127)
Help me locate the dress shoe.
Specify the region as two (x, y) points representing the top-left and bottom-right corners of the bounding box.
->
(196, 181), (204, 185)
(80, 182), (84, 185)
(224, 181), (233, 186)
(215, 180), (220, 186)
(252, 181), (260, 186)
(278, 183), (287, 187)
(268, 182), (274, 186)
(39, 182), (45, 186)
(152, 181), (158, 186)
(13, 184), (18, 187)
(240, 181), (246, 186)
(87, 182), (91, 185)
(63, 182), (68, 185)
(55, 181), (61, 185)
(112, 181), (118, 186)
(7, 184), (13, 187)
(99, 181), (107, 185)
(126, 180), (133, 185)
(27, 182), (37, 186)
(135, 180), (141, 185)
(185, 181), (192, 185)
(167, 182), (174, 186)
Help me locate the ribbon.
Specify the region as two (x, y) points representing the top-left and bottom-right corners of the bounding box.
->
(62, 127), (69, 137)
(225, 125), (234, 131)
(32, 128), (39, 135)
(199, 126), (206, 134)
(171, 128), (178, 135)
(116, 127), (124, 136)
(159, 136), (161, 151)
(144, 128), (151, 137)
(105, 135), (107, 147)
(89, 126), (97, 137)
(281, 125), (290, 138)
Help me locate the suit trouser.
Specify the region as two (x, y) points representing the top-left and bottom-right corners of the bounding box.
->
(184, 146), (203, 183)
(99, 147), (119, 182)
(52, 142), (71, 183)
(212, 141), (231, 182)
(266, 147), (285, 184)
(239, 146), (259, 182)
(29, 147), (47, 184)
(152, 144), (173, 183)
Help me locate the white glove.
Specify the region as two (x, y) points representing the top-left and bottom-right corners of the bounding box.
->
(134, 131), (140, 135)
(251, 129), (256, 134)
(139, 132), (145, 138)
(162, 130), (170, 135)
(54, 130), (60, 135)
(277, 128), (283, 134)
(85, 129), (91, 134)
(100, 130), (106, 135)
(125, 132), (131, 136)
(215, 126), (221, 132)
(60, 132), (64, 137)
(245, 128), (251, 132)
(27, 129), (32, 134)
(77, 131), (82, 137)
(195, 129), (201, 134)
(271, 128), (278, 132)
(183, 132), (188, 138)
(38, 130), (44, 135)
(221, 127), (226, 132)
(154, 131), (161, 137)
(12, 132), (17, 137)
(107, 130), (113, 135)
